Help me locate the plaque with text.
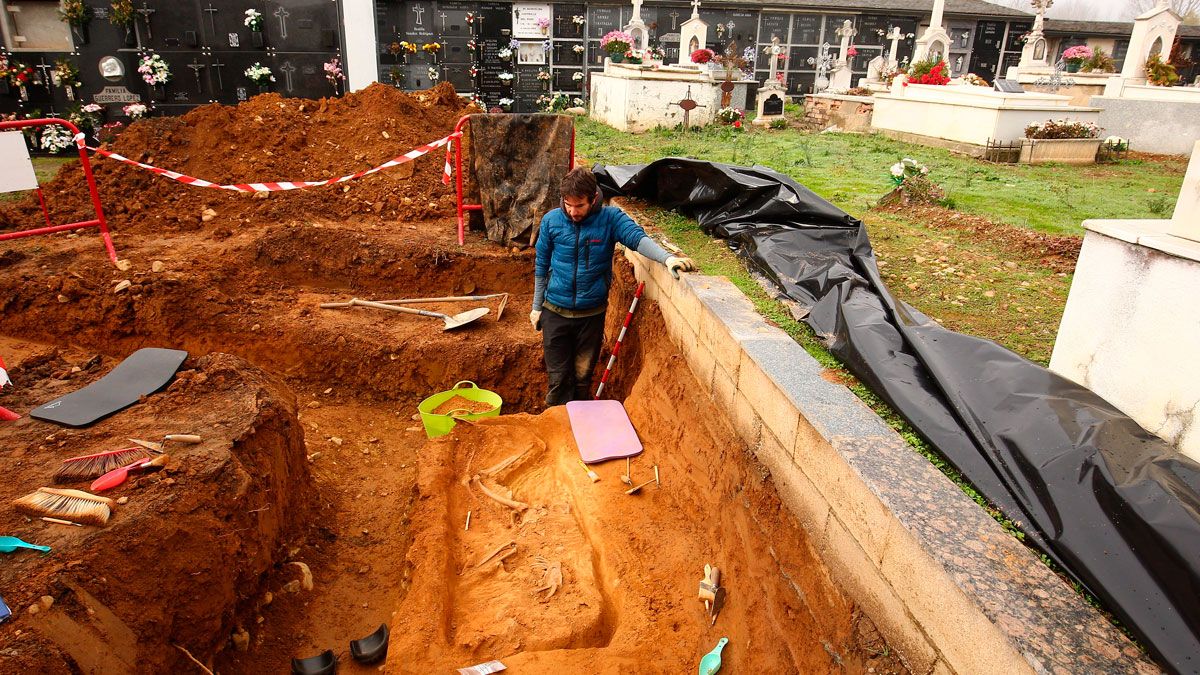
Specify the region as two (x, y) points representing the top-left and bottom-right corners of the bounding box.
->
(588, 7), (621, 39)
(793, 15), (821, 45)
(513, 3), (552, 39)
(760, 14), (789, 44)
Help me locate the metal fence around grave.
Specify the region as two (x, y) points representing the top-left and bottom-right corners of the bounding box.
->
(983, 138), (1021, 164)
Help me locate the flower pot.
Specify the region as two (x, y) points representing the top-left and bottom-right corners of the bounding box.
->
(151, 84), (166, 101)
(251, 30), (264, 48)
(540, 27), (548, 35)
(1064, 61), (1080, 73)
(609, 52), (624, 63)
(123, 26), (136, 47)
(257, 84), (270, 94)
(0, 80), (8, 96)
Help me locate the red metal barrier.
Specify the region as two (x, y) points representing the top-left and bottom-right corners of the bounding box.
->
(0, 118), (118, 264)
(450, 113), (576, 246)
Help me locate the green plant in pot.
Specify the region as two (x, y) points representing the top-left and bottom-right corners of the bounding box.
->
(1145, 53), (1179, 87)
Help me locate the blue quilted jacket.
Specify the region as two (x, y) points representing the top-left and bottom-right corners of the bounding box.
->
(535, 205), (648, 311)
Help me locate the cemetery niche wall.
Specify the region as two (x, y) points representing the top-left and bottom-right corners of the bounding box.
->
(0, 0), (345, 134)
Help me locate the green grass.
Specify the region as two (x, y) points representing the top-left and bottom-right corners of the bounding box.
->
(0, 157), (74, 202)
(576, 118), (1187, 236)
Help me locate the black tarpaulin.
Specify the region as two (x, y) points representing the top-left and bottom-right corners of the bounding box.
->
(594, 158), (1200, 674)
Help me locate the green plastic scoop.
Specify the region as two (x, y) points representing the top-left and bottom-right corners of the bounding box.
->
(0, 536), (51, 554)
(698, 637), (728, 675)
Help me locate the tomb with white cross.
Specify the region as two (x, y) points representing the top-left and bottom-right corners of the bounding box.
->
(753, 36), (788, 126)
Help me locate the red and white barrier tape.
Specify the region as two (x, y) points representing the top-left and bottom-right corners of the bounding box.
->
(85, 132), (460, 193)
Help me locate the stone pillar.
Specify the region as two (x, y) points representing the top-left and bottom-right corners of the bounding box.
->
(677, 0), (709, 68)
(625, 0), (650, 52)
(913, 0), (950, 63)
(1017, 0), (1052, 73)
(343, 0), (379, 91)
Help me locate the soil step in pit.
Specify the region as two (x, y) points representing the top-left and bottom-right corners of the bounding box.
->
(0, 217), (545, 412)
(0, 337), (313, 674)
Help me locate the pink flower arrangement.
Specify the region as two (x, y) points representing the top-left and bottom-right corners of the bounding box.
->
(1062, 45), (1094, 63)
(846, 46), (858, 57)
(600, 30), (633, 55)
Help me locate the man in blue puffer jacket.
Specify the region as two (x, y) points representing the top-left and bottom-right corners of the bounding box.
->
(531, 167), (695, 405)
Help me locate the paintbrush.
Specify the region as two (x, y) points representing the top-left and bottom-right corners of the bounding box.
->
(14, 488), (115, 526)
(54, 447), (150, 482)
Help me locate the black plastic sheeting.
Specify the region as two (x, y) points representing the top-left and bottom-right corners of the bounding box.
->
(595, 159), (1200, 674)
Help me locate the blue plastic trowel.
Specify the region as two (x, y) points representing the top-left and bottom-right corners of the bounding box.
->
(699, 637), (728, 675)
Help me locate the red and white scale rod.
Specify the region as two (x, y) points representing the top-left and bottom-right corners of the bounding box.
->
(594, 281), (645, 399)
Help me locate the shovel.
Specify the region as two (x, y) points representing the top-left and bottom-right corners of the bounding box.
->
(0, 536), (51, 554)
(347, 298), (489, 331)
(322, 293), (508, 321)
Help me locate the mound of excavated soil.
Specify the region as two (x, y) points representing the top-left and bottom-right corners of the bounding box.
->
(0, 82), (477, 234)
(0, 344), (313, 674)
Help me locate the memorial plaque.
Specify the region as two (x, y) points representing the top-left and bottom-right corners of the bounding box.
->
(823, 15), (854, 39)
(145, 2), (204, 52)
(790, 46), (817, 69)
(760, 14), (789, 44)
(969, 20), (1004, 80)
(1005, 22), (1031, 52)
(761, 93), (783, 116)
(513, 3), (552, 39)
(554, 41), (585, 66)
(993, 79), (1024, 93)
(478, 2), (511, 38)
(554, 4), (586, 38)
(588, 6), (620, 39)
(858, 15), (889, 46)
(404, 1), (436, 39)
(793, 15), (820, 45)
(554, 68), (581, 90)
(436, 5), (473, 38)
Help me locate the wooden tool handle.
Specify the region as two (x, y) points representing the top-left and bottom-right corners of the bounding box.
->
(351, 298), (445, 319)
(164, 434), (202, 444)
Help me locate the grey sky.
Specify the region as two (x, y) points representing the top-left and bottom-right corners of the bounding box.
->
(983, 0), (1133, 21)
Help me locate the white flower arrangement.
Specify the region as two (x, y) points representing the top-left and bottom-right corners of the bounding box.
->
(244, 62), (275, 85)
(498, 72), (514, 82)
(889, 157), (929, 184)
(123, 102), (148, 120)
(81, 103), (103, 114)
(40, 125), (73, 153)
(244, 8), (263, 30)
(572, 44), (585, 54)
(497, 48), (513, 60)
(427, 66), (440, 81)
(572, 97), (584, 106)
(572, 71), (584, 81)
(138, 51), (171, 86)
(572, 15), (585, 25)
(498, 97), (514, 107)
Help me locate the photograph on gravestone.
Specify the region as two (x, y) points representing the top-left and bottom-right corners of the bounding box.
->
(517, 41), (546, 65)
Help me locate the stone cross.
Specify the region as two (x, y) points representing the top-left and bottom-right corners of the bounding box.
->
(930, 0), (946, 32)
(669, 10), (679, 29)
(766, 37), (782, 83)
(886, 26), (903, 67)
(835, 20), (856, 65)
(275, 6), (290, 39)
(1030, 0), (1052, 34)
(690, 0), (701, 20)
(631, 0), (643, 22)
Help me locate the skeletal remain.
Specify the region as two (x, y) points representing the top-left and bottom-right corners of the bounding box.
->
(472, 475), (528, 512)
(475, 540), (517, 568)
(480, 452), (522, 478)
(531, 556), (563, 601)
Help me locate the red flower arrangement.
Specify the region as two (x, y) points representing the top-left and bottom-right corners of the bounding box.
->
(909, 59), (950, 85)
(690, 48), (715, 64)
(846, 46), (858, 57)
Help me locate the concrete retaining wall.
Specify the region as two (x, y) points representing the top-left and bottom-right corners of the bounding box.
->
(1090, 96), (1200, 155)
(624, 247), (1159, 674)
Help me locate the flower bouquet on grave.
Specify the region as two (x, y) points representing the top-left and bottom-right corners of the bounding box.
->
(110, 0), (136, 44)
(423, 42), (442, 63)
(715, 106), (743, 125)
(572, 71), (584, 82)
(601, 30), (633, 63)
(647, 46), (666, 65)
(690, 48), (715, 66)
(537, 69), (552, 85)
(625, 49), (644, 65)
(879, 158), (942, 206)
(244, 62), (275, 91)
(1061, 45), (1093, 73)
(537, 91), (571, 112)
(469, 66), (479, 78)
(72, 102), (105, 135)
(123, 102), (148, 120)
(1024, 119), (1100, 139)
(572, 14), (585, 35)
(573, 44), (585, 54)
(98, 120), (125, 144)
(40, 124), (73, 154)
(537, 17), (551, 35)
(498, 71), (515, 87)
(906, 58), (949, 85)
(59, 0), (92, 44)
(244, 9), (263, 31)
(498, 96), (514, 111)
(324, 57), (345, 93)
(427, 66), (440, 82)
(497, 47), (514, 62)
(138, 51), (171, 86)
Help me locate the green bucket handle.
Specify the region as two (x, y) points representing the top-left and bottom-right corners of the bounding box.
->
(444, 408), (474, 419)
(453, 381), (478, 390)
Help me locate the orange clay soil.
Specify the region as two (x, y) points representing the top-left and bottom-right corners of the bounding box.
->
(383, 266), (907, 674)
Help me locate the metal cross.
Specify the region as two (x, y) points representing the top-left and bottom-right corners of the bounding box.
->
(726, 20), (735, 33)
(412, 5), (425, 27)
(279, 61), (296, 92)
(439, 11), (447, 33)
(210, 58), (226, 90)
(1033, 60), (1075, 92)
(690, 0), (700, 19)
(807, 42), (835, 91)
(203, 4), (219, 38)
(137, 2), (155, 39)
(669, 85), (706, 130)
(186, 58), (206, 93)
(275, 6), (290, 39)
(668, 10), (679, 29)
(34, 59), (54, 91)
